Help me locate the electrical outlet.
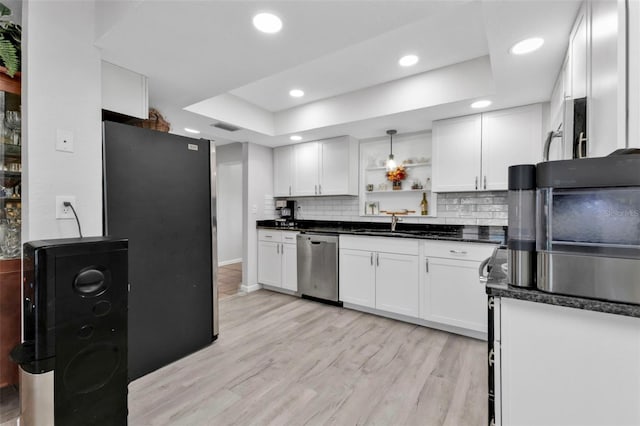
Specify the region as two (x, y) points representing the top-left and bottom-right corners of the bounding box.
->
(56, 196), (76, 219)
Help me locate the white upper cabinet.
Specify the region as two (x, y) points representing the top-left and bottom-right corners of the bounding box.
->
(293, 142), (320, 196)
(281, 136), (358, 197)
(569, 5), (588, 100)
(432, 114), (482, 192)
(319, 136), (358, 196)
(273, 146), (293, 197)
(481, 104), (542, 190)
(432, 104), (542, 192)
(101, 61), (149, 119)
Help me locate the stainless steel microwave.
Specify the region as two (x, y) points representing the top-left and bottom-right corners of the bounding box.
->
(536, 154), (640, 304)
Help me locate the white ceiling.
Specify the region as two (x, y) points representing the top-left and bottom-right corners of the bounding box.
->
(96, 0), (582, 147)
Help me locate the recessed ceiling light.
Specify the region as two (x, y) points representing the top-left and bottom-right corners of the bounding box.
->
(253, 13), (282, 34)
(289, 89), (304, 98)
(510, 37), (544, 55)
(290, 135), (302, 141)
(398, 54), (419, 67)
(471, 100), (492, 109)
(184, 128), (200, 134)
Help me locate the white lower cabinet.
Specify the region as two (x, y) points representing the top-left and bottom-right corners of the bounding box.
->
(257, 241), (281, 287)
(339, 249), (376, 308)
(376, 252), (419, 317)
(420, 241), (497, 334)
(257, 230), (299, 291)
(339, 236), (419, 317)
(495, 298), (640, 426)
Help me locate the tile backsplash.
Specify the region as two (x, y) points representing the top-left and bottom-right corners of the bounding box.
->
(270, 191), (508, 226)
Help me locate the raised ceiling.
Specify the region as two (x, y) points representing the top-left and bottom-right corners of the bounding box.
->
(96, 0), (581, 146)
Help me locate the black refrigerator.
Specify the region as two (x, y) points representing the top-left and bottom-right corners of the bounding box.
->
(102, 121), (218, 381)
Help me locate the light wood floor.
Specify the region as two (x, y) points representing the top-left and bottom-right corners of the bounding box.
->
(129, 290), (487, 425)
(218, 263), (242, 300)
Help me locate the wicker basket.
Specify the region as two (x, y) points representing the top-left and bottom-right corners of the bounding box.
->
(138, 108), (170, 132)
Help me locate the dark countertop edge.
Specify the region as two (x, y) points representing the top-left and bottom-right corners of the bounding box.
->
(256, 220), (505, 245)
(487, 283), (640, 319)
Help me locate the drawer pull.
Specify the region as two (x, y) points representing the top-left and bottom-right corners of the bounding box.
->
(264, 235), (273, 238)
(449, 250), (468, 255)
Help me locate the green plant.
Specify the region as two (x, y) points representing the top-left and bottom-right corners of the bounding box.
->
(0, 3), (20, 77)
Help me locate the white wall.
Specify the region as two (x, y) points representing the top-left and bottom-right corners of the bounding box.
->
(23, 0), (103, 241)
(217, 143), (243, 265)
(242, 143), (273, 292)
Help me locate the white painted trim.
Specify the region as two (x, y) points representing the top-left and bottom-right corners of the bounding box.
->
(261, 285), (299, 297)
(218, 258), (242, 267)
(343, 302), (487, 341)
(241, 283), (262, 293)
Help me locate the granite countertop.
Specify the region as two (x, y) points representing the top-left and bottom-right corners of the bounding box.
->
(256, 220), (506, 245)
(485, 248), (640, 319)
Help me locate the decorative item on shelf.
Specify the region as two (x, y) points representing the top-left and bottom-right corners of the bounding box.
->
(385, 129), (397, 170)
(135, 108), (171, 133)
(0, 3), (21, 78)
(420, 192), (429, 216)
(411, 180), (423, 190)
(386, 164), (407, 190)
(380, 209), (415, 215)
(366, 201), (380, 215)
(0, 205), (20, 259)
(366, 184), (374, 192)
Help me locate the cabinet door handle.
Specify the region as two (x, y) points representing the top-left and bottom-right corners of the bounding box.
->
(319, 184), (322, 195)
(449, 249), (468, 255)
(370, 252), (373, 266)
(289, 185), (291, 196)
(281, 243), (284, 254)
(475, 176), (478, 190)
(276, 244), (279, 254)
(425, 258), (429, 273)
(484, 176), (487, 190)
(315, 185), (317, 195)
(578, 132), (588, 158)
(376, 253), (379, 267)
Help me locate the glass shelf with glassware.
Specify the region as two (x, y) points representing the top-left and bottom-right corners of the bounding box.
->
(0, 72), (22, 260)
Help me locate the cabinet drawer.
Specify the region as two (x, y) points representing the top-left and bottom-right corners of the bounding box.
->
(281, 231), (299, 244)
(340, 235), (419, 255)
(258, 229), (282, 242)
(423, 240), (496, 262)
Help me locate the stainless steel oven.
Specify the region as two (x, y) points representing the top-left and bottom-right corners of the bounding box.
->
(536, 154), (640, 304)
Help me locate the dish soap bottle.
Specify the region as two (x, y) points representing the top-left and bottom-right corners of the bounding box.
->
(420, 192), (429, 215)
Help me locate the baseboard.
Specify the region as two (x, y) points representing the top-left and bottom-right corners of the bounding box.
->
(342, 302), (487, 341)
(261, 284), (299, 297)
(218, 258), (242, 267)
(241, 283), (262, 293)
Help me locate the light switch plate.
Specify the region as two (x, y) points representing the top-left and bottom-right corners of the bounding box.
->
(56, 129), (74, 153)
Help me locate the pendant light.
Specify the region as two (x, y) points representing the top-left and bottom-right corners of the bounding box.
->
(386, 129), (397, 170)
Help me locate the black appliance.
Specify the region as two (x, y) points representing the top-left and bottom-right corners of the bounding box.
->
(275, 199), (296, 226)
(102, 121), (217, 381)
(572, 97), (588, 158)
(11, 237), (128, 426)
(507, 165), (536, 287)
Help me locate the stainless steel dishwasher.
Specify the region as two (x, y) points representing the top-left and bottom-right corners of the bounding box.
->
(297, 233), (341, 305)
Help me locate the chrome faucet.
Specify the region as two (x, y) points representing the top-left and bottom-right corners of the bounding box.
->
(391, 213), (402, 232)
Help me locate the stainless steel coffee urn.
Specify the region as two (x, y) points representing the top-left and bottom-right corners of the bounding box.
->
(507, 164), (536, 287)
